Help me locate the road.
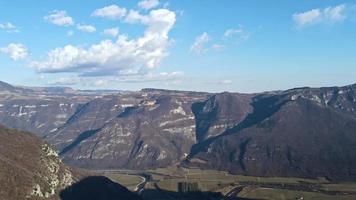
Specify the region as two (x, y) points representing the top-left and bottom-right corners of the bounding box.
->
(135, 173), (151, 194)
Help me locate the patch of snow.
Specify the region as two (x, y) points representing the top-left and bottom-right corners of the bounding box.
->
(157, 150), (167, 160)
(311, 95), (322, 104)
(37, 123), (45, 128)
(18, 106), (28, 116)
(49, 128), (58, 133)
(25, 105), (36, 108)
(291, 94), (299, 101)
(170, 106), (186, 115)
(56, 114), (67, 119)
(121, 104), (134, 108)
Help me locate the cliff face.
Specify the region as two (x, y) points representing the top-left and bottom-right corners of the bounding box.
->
(58, 92), (208, 169)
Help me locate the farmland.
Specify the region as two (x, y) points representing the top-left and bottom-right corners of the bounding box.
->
(97, 167), (356, 200)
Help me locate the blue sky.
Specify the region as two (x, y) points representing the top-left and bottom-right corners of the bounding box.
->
(0, 0), (355, 93)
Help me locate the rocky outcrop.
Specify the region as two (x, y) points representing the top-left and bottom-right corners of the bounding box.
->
(0, 125), (74, 200)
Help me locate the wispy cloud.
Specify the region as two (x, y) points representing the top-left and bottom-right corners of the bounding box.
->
(102, 27), (119, 37)
(0, 43), (29, 61)
(138, 0), (160, 10)
(293, 4), (346, 28)
(44, 10), (74, 26)
(224, 27), (250, 40)
(0, 22), (20, 33)
(76, 24), (96, 33)
(191, 26), (250, 55)
(190, 32), (211, 54)
(92, 5), (127, 20)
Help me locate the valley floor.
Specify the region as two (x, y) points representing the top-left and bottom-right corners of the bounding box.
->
(93, 167), (356, 200)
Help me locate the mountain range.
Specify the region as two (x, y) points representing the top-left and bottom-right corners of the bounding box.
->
(0, 81), (355, 181)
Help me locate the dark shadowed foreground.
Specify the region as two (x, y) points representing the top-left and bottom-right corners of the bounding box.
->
(60, 176), (142, 200)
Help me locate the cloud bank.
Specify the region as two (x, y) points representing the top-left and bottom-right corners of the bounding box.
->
(31, 8), (176, 78)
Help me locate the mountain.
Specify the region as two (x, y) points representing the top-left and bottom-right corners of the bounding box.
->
(0, 80), (32, 93)
(185, 85), (356, 180)
(0, 81), (356, 180)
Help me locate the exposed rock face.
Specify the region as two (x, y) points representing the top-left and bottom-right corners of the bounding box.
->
(0, 125), (74, 200)
(58, 92), (207, 169)
(0, 81), (356, 180)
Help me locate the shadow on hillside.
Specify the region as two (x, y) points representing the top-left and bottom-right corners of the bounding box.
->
(60, 176), (257, 200)
(60, 176), (142, 200)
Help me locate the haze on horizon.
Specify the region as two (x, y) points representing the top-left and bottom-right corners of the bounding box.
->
(0, 0), (355, 93)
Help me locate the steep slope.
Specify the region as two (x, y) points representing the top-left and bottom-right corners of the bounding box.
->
(0, 125), (143, 200)
(57, 91), (207, 169)
(186, 84), (356, 180)
(0, 125), (74, 199)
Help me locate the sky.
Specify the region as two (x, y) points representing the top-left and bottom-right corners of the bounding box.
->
(0, 0), (356, 93)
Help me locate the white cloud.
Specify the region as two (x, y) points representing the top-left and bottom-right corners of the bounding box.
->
(324, 5), (347, 22)
(224, 27), (250, 40)
(76, 24), (96, 33)
(44, 10), (74, 26)
(293, 9), (321, 27)
(92, 5), (127, 20)
(0, 22), (20, 33)
(102, 27), (119, 37)
(293, 4), (346, 28)
(0, 43), (29, 61)
(31, 9), (176, 78)
(138, 0), (160, 10)
(190, 32), (211, 54)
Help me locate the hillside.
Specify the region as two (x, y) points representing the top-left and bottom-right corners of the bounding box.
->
(0, 125), (74, 199)
(0, 81), (356, 180)
(0, 125), (143, 200)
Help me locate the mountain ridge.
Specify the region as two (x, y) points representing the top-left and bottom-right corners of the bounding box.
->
(0, 80), (356, 180)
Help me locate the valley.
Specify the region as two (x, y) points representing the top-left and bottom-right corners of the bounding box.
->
(1, 80), (356, 199)
(96, 167), (356, 200)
